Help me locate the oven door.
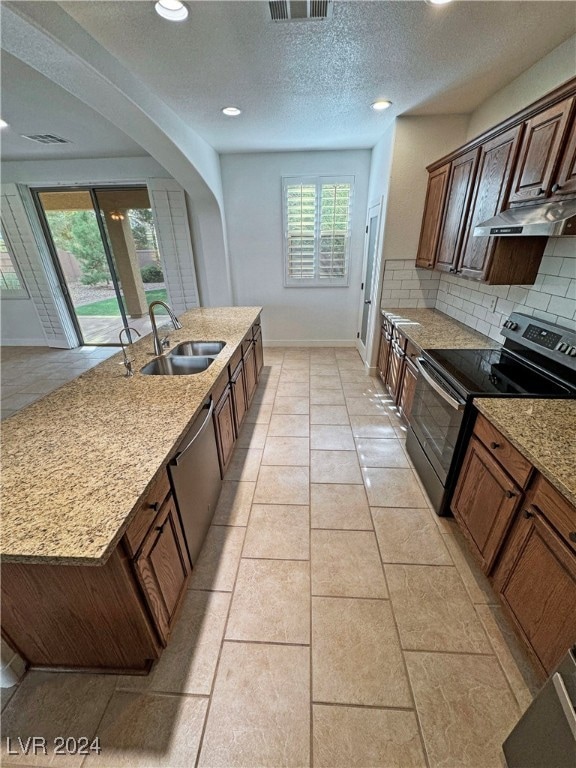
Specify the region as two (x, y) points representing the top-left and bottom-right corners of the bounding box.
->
(410, 357), (467, 485)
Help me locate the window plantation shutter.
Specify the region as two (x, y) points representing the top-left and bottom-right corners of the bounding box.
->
(319, 183), (351, 279)
(283, 176), (353, 286)
(286, 182), (317, 279)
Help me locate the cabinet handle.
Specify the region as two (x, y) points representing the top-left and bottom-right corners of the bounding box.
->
(490, 441), (500, 449)
(149, 502), (160, 512)
(449, 267), (457, 273)
(155, 524), (165, 534)
(427, 262), (433, 267)
(505, 490), (516, 499)
(552, 183), (562, 193)
(523, 509), (534, 519)
(537, 188), (545, 195)
(569, 532), (576, 543)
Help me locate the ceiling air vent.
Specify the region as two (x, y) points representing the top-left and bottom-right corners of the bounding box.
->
(269, 0), (333, 21)
(21, 134), (71, 145)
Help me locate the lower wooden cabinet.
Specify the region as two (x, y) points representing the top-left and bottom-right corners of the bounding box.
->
(387, 342), (405, 402)
(134, 492), (191, 645)
(244, 343), (258, 405)
(377, 325), (391, 385)
(213, 384), (236, 474)
(230, 359), (247, 432)
(452, 436), (523, 573)
(399, 356), (418, 423)
(493, 475), (576, 676)
(254, 326), (264, 375)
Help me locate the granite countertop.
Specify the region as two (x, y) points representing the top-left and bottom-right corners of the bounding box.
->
(382, 307), (498, 350)
(0, 307), (262, 566)
(474, 398), (576, 507)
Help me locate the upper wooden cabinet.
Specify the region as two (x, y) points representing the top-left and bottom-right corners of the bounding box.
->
(508, 96), (575, 204)
(416, 79), (576, 285)
(554, 115), (576, 197)
(435, 148), (479, 274)
(415, 163), (450, 269)
(458, 126), (522, 280)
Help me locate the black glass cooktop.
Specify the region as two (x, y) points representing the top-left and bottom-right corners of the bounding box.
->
(426, 348), (575, 397)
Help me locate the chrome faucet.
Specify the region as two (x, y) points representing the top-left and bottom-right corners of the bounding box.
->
(148, 300), (183, 356)
(119, 326), (142, 377)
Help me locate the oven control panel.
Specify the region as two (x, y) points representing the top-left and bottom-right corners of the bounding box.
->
(501, 312), (576, 368)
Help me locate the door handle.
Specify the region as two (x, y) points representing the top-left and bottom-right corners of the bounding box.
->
(364, 300), (372, 305)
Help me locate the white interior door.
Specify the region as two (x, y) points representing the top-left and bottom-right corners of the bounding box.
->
(356, 203), (381, 361)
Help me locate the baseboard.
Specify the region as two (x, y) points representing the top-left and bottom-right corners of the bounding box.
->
(365, 364), (378, 375)
(264, 339), (356, 348)
(0, 338), (48, 347)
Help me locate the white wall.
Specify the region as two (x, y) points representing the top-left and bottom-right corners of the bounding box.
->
(367, 123), (395, 208)
(221, 150), (371, 345)
(467, 35), (576, 141)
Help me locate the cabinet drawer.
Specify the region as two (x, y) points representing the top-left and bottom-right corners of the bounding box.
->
(529, 474), (576, 553)
(405, 339), (420, 363)
(229, 345), (242, 373)
(124, 470), (171, 557)
(474, 413), (533, 488)
(391, 326), (408, 350)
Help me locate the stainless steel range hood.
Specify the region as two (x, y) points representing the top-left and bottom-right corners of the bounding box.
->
(474, 199), (576, 237)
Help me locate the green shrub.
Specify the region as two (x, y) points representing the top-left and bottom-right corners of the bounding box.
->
(141, 263), (164, 283)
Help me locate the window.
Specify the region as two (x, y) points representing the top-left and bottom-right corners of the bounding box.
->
(283, 176), (353, 287)
(0, 226), (28, 298)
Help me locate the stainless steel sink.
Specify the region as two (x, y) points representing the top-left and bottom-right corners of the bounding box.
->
(140, 356), (214, 376)
(170, 340), (226, 357)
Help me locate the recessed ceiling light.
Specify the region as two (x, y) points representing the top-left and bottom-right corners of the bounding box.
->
(371, 100), (392, 112)
(155, 0), (188, 22)
(0, 119), (8, 129)
(425, 0), (453, 5)
(222, 107), (242, 117)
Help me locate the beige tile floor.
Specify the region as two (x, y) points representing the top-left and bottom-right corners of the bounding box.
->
(1, 346), (543, 767)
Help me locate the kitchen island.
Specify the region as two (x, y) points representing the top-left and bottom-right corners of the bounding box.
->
(1, 306), (263, 673)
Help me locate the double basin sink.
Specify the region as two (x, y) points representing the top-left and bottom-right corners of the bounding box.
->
(141, 341), (226, 376)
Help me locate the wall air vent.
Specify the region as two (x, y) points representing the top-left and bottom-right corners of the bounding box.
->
(269, 0), (333, 21)
(21, 134), (71, 145)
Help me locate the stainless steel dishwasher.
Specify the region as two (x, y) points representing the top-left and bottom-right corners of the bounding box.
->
(168, 397), (222, 564)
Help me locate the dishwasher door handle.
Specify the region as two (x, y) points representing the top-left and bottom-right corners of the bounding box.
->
(174, 399), (215, 465)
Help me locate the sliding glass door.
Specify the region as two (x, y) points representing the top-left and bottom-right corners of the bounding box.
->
(34, 186), (166, 346)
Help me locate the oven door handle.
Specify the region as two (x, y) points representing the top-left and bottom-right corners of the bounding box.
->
(416, 358), (465, 411)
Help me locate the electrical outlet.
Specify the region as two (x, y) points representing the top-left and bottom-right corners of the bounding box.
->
(487, 296), (498, 312)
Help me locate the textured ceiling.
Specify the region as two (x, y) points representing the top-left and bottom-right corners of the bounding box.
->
(58, 0), (576, 152)
(0, 51), (148, 161)
(3, 1), (576, 157)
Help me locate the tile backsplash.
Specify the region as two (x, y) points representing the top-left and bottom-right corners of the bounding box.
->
(380, 238), (576, 340)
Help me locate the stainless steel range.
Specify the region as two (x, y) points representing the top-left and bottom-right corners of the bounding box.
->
(406, 312), (576, 516)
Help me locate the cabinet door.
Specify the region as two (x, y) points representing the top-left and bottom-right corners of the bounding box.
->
(377, 327), (391, 385)
(244, 343), (258, 405)
(254, 327), (264, 377)
(387, 342), (405, 404)
(399, 356), (418, 423)
(214, 385), (236, 474)
(458, 126), (522, 280)
(415, 163), (450, 269)
(451, 437), (522, 573)
(230, 360), (247, 432)
(494, 507), (576, 676)
(435, 148), (479, 274)
(135, 494), (191, 645)
(553, 115), (576, 197)
(508, 96), (575, 203)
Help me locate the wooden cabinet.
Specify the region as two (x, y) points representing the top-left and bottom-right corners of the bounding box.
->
(244, 342), (258, 405)
(452, 436), (523, 573)
(416, 163), (450, 269)
(254, 325), (264, 375)
(508, 96), (575, 204)
(377, 322), (392, 385)
(230, 359), (247, 432)
(387, 342), (405, 403)
(493, 475), (576, 676)
(435, 148), (479, 274)
(399, 355), (418, 423)
(134, 493), (191, 645)
(213, 385), (236, 474)
(553, 116), (576, 197)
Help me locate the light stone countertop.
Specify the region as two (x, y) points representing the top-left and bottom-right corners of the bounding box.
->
(382, 308), (498, 350)
(474, 398), (576, 507)
(1, 307), (262, 566)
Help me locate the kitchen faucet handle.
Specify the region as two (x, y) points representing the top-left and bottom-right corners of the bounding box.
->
(161, 336), (171, 349)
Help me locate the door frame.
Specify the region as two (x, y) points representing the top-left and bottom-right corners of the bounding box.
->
(356, 200), (384, 369)
(31, 184), (149, 347)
